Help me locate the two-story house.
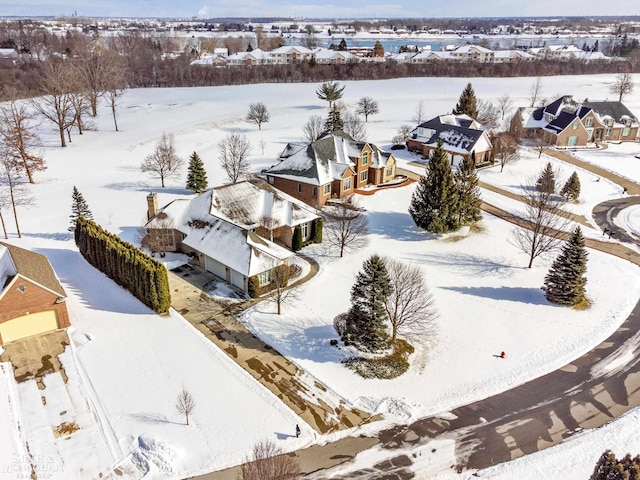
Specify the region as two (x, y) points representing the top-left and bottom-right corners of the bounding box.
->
(264, 132), (397, 209)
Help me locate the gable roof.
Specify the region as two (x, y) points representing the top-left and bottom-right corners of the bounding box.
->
(412, 114), (490, 155)
(583, 101), (638, 123)
(266, 133), (393, 185)
(543, 110), (580, 134)
(0, 242), (66, 297)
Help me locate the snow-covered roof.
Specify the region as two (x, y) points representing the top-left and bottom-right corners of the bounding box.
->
(453, 44), (493, 54)
(271, 45), (314, 55)
(265, 133), (393, 185)
(146, 182), (314, 277)
(313, 49), (358, 61)
(412, 114), (490, 155)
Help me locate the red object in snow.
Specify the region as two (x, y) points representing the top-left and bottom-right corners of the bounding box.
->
(500, 351), (505, 359)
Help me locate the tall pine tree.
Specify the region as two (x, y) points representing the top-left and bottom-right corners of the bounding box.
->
(542, 227), (588, 306)
(455, 154), (482, 225)
(536, 162), (556, 194)
(185, 151), (208, 193)
(560, 171), (581, 202)
(324, 105), (344, 134)
(409, 141), (461, 233)
(342, 254), (391, 352)
(69, 186), (93, 232)
(452, 82), (479, 119)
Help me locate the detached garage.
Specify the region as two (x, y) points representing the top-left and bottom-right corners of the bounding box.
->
(0, 243), (70, 346)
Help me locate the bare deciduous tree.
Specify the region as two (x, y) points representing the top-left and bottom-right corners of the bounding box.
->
(534, 130), (554, 158)
(0, 96), (45, 184)
(241, 440), (301, 480)
(268, 264), (300, 315)
(343, 110), (367, 141)
(356, 96), (379, 122)
(511, 175), (570, 268)
(493, 132), (520, 172)
(476, 99), (501, 129)
(141, 133), (184, 187)
(303, 114), (324, 142)
(529, 77), (544, 108)
(610, 72), (634, 102)
(175, 388), (196, 426)
(0, 151), (34, 239)
(323, 195), (368, 257)
(496, 93), (513, 120)
(246, 102), (270, 130)
(103, 52), (127, 132)
(31, 60), (76, 147)
(142, 215), (174, 258)
(383, 257), (438, 344)
(412, 100), (427, 124)
(218, 132), (252, 183)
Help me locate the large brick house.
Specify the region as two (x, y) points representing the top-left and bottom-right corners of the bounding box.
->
(406, 114), (493, 167)
(510, 95), (639, 146)
(264, 132), (397, 209)
(0, 243), (70, 346)
(145, 181), (321, 294)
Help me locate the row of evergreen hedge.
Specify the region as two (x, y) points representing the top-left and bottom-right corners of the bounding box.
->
(75, 217), (171, 313)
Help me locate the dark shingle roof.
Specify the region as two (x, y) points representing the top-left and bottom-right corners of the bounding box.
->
(0, 242), (66, 297)
(583, 101), (637, 122)
(544, 111), (578, 134)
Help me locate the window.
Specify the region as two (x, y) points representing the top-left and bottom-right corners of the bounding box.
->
(257, 270), (271, 286)
(567, 136), (578, 146)
(572, 122), (579, 130)
(267, 176), (274, 185)
(343, 178), (351, 191)
(584, 117), (593, 127)
(297, 183), (302, 193)
(301, 222), (309, 239)
(312, 186), (317, 196)
(386, 166), (393, 177)
(623, 127), (631, 137)
(362, 152), (369, 165)
(323, 184), (331, 195)
(605, 128), (613, 137)
(360, 171), (368, 182)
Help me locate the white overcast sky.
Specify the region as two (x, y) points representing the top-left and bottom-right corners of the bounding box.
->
(1, 0), (639, 19)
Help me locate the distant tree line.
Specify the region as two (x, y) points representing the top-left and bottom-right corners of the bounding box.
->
(75, 217), (171, 313)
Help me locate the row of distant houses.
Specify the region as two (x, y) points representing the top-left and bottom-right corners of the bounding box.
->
(191, 43), (613, 67)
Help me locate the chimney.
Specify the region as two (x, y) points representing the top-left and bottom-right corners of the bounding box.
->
(147, 192), (158, 220)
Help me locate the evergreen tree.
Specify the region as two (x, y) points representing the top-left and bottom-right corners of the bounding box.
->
(452, 82), (478, 119)
(292, 225), (302, 251)
(536, 162), (556, 194)
(341, 255), (391, 352)
(455, 155), (482, 225)
(542, 227), (588, 306)
(560, 171), (581, 202)
(373, 40), (384, 57)
(185, 151), (208, 193)
(323, 105), (344, 133)
(69, 186), (93, 232)
(409, 141), (461, 233)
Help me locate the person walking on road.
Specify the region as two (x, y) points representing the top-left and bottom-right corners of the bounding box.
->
(296, 424), (301, 438)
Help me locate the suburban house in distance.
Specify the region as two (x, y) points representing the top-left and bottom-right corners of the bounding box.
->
(0, 243), (70, 346)
(145, 181), (321, 294)
(510, 95), (639, 146)
(406, 114), (494, 166)
(264, 132), (397, 209)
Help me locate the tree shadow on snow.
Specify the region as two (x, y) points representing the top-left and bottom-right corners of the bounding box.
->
(281, 325), (347, 364)
(367, 211), (433, 242)
(409, 252), (518, 279)
(103, 182), (192, 196)
(275, 431), (297, 440)
(441, 285), (547, 305)
(127, 412), (183, 425)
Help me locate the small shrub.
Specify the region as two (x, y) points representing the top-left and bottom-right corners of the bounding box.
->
(292, 225), (303, 251)
(333, 313), (348, 337)
(391, 144), (406, 150)
(329, 339), (338, 347)
(288, 264), (302, 278)
(343, 339), (414, 379)
(248, 276), (260, 298)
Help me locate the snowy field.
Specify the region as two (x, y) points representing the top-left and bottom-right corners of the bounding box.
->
(0, 73), (640, 479)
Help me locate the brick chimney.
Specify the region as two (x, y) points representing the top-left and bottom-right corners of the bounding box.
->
(146, 192), (158, 220)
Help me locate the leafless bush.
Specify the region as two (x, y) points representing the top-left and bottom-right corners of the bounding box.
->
(241, 440), (301, 480)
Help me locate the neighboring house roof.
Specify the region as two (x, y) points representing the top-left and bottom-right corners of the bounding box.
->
(583, 101), (638, 123)
(147, 182), (319, 277)
(411, 114), (492, 155)
(543, 110), (580, 134)
(0, 242), (66, 298)
(266, 133), (394, 186)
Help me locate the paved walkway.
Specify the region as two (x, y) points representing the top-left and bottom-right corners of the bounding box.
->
(169, 257), (379, 438)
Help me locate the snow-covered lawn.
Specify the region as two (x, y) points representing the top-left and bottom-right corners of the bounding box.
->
(1, 73), (640, 479)
(569, 141), (640, 183)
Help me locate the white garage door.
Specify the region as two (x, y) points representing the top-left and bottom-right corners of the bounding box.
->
(0, 311), (59, 345)
(204, 255), (227, 280)
(231, 270), (245, 291)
